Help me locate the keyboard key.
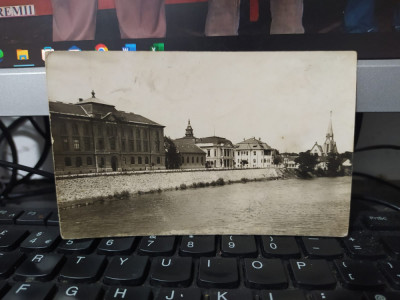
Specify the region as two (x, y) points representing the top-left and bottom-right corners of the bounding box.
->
(0, 251), (24, 278)
(97, 237), (135, 255)
(310, 290), (363, 300)
(206, 290), (253, 300)
(334, 260), (385, 289)
(150, 257), (192, 287)
(382, 236), (400, 259)
(16, 209), (51, 225)
(156, 288), (201, 300)
(261, 236), (300, 258)
(365, 292), (400, 300)
(3, 282), (55, 300)
(198, 258), (239, 288)
(343, 234), (385, 259)
(46, 211), (59, 226)
(378, 261), (400, 289)
(290, 259), (336, 289)
(261, 290), (306, 300)
(180, 235), (216, 256)
(244, 258), (287, 289)
(59, 255), (106, 283)
(14, 253), (64, 281)
(301, 237), (343, 258)
(58, 239), (95, 254)
(0, 209), (23, 224)
(103, 256), (149, 285)
(138, 236), (175, 256)
(105, 287), (151, 300)
(362, 212), (400, 230)
(20, 230), (60, 252)
(0, 229), (27, 251)
(55, 284), (102, 300)
(221, 236), (257, 257)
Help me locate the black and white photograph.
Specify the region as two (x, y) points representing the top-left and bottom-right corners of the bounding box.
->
(46, 51), (357, 239)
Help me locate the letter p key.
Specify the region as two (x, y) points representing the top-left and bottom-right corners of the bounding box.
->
(297, 261), (306, 270)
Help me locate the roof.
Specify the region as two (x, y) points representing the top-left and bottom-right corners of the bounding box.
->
(196, 136), (234, 147)
(174, 140), (206, 154)
(310, 142), (323, 154)
(49, 101), (87, 117)
(49, 101), (163, 127)
(235, 137), (272, 150)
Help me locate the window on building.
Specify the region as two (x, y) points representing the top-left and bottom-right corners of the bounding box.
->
(197, 157), (199, 163)
(76, 157), (82, 167)
(84, 137), (91, 151)
(129, 128), (134, 139)
(144, 141), (149, 152)
(145, 156), (149, 164)
(109, 137), (116, 151)
(155, 131), (160, 152)
(65, 157), (71, 167)
(214, 149), (216, 156)
(62, 137), (69, 151)
(129, 140), (134, 152)
(187, 157), (189, 163)
(157, 157), (161, 164)
(131, 157), (135, 164)
(73, 138), (80, 151)
(60, 124), (68, 135)
(97, 125), (103, 136)
(253, 159), (256, 163)
(182, 156), (184, 164)
(207, 150), (210, 157)
(264, 159), (266, 163)
(137, 140), (142, 152)
(72, 123), (79, 135)
(87, 157), (92, 165)
(143, 129), (149, 152)
(121, 140), (126, 152)
(123, 157), (126, 164)
(138, 156), (142, 164)
(99, 157), (105, 168)
(201, 157), (204, 164)
(253, 151), (256, 155)
(192, 157), (194, 163)
(83, 123), (90, 136)
(98, 138), (104, 150)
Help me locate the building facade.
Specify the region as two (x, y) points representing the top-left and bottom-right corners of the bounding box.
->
(234, 137), (275, 168)
(50, 92), (165, 175)
(173, 120), (206, 169)
(196, 136), (235, 168)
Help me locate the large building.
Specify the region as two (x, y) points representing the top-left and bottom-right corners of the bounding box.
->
(173, 120), (206, 169)
(196, 136), (235, 168)
(235, 137), (276, 168)
(309, 112), (339, 170)
(49, 91), (165, 175)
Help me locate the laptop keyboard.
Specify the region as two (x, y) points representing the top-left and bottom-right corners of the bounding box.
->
(0, 208), (399, 299)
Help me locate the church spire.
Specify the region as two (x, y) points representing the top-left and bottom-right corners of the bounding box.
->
(185, 119), (194, 137)
(326, 111), (334, 139)
(323, 111), (337, 155)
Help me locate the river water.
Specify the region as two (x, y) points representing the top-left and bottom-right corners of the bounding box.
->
(60, 177), (352, 239)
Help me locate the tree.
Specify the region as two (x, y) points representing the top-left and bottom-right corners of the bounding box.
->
(295, 151), (318, 174)
(273, 155), (283, 166)
(326, 152), (343, 176)
(164, 136), (181, 169)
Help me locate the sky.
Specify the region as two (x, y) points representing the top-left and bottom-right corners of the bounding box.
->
(46, 51), (357, 153)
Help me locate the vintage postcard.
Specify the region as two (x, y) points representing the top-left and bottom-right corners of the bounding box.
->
(46, 51), (357, 239)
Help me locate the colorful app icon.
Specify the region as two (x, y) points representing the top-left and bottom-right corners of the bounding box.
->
(95, 44), (108, 51)
(41, 47), (54, 61)
(122, 44), (136, 51)
(16, 49), (29, 60)
(150, 43), (164, 51)
(0, 49), (3, 63)
(68, 46), (82, 51)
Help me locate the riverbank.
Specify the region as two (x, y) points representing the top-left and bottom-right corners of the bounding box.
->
(56, 168), (298, 209)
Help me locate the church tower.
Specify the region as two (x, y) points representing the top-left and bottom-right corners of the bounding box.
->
(185, 119), (194, 137)
(323, 111), (338, 155)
